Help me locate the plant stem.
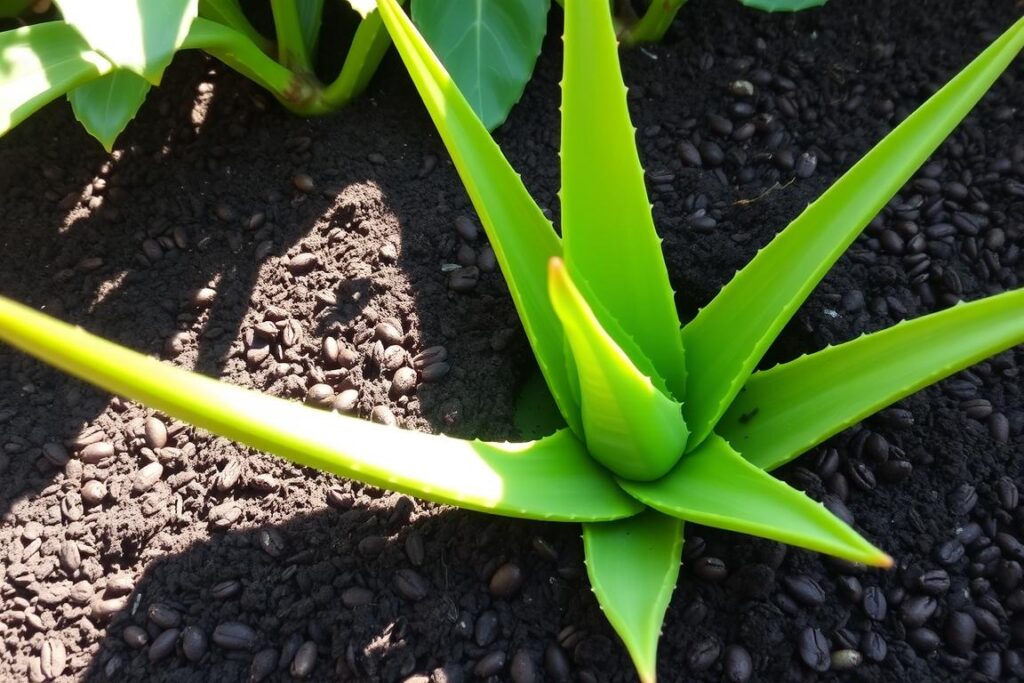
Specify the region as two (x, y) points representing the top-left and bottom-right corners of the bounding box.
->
(622, 0), (688, 44)
(270, 0), (313, 72)
(182, 17), (330, 115)
(198, 0), (274, 55)
(320, 8), (392, 109)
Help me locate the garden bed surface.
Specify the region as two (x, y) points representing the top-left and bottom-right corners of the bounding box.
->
(1, 0), (1023, 681)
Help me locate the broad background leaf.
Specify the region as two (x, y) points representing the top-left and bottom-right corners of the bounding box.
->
(619, 435), (892, 567)
(584, 510), (682, 683)
(68, 69), (150, 151)
(376, 0), (583, 435)
(681, 16), (1024, 449)
(0, 295), (643, 523)
(0, 22), (113, 136)
(560, 0), (687, 400)
(54, 0), (199, 83)
(411, 0), (549, 130)
(722, 288), (1024, 471)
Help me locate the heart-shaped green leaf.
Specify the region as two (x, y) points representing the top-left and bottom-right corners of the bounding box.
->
(411, 0), (549, 130)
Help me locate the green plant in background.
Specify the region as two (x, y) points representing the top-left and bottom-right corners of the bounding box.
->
(0, 1), (1022, 681)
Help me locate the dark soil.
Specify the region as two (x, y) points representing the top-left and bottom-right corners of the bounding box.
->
(1, 0), (1023, 681)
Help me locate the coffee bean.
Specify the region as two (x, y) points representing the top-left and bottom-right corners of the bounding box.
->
(133, 462), (163, 493)
(847, 460), (876, 491)
(420, 362), (450, 383)
(371, 405), (397, 426)
(949, 484), (978, 515)
(724, 644), (752, 682)
(149, 628), (180, 662)
(837, 575), (863, 603)
(935, 539), (965, 565)
(457, 243), (477, 266)
(210, 579), (241, 600)
(412, 346), (447, 368)
(901, 595), (937, 627)
(784, 575), (826, 607)
(699, 141), (724, 166)
(795, 152), (818, 178)
(38, 638), (66, 678)
(455, 215), (479, 241)
(333, 389), (359, 414)
(997, 477), (1020, 510)
(862, 586), (887, 621)
(293, 173), (315, 193)
(990, 413), (1010, 442)
(477, 245), (497, 272)
(123, 625), (148, 649)
(677, 140), (702, 166)
(258, 528), (286, 557)
(544, 642), (571, 682)
(395, 569), (428, 601)
(80, 441), (114, 464)
(288, 253), (318, 275)
(305, 383), (334, 408)
(383, 345), (406, 371)
(944, 611), (976, 654)
(182, 625), (207, 662)
(917, 569), (951, 595)
(59, 540), (81, 574)
(860, 630), (887, 662)
(144, 417), (168, 449)
(687, 636), (721, 671)
(212, 622), (257, 650)
(216, 459), (241, 492)
(694, 556), (727, 581)
(797, 627), (830, 672)
(358, 535), (385, 557)
(997, 533), (1024, 561)
(878, 459), (913, 482)
(489, 562), (523, 599)
(475, 610), (498, 646)
(449, 265), (480, 292)
(510, 649), (537, 683)
(907, 627), (940, 653)
(708, 113), (733, 136)
(250, 648), (278, 682)
(391, 367), (418, 397)
(475, 651), (507, 678)
(148, 603), (182, 629)
(42, 442), (69, 467)
(291, 641), (317, 678)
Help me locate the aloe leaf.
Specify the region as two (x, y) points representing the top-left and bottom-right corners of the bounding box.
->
(297, 0), (325, 59)
(411, 0), (549, 130)
(621, 0), (688, 45)
(681, 16), (1024, 449)
(583, 510), (683, 683)
(270, 0), (314, 71)
(738, 0), (826, 11)
(322, 6), (393, 108)
(67, 69), (151, 152)
(619, 435), (892, 566)
(560, 0), (686, 401)
(0, 22), (114, 137)
(549, 258), (687, 481)
(376, 0), (582, 435)
(198, 0), (272, 53)
(0, 295), (643, 522)
(54, 0), (199, 84)
(720, 288), (1024, 472)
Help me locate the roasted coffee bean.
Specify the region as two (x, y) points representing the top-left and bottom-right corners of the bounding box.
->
(944, 612), (976, 654)
(291, 641), (317, 678)
(860, 630), (887, 663)
(305, 384), (334, 408)
(510, 649), (538, 683)
(490, 562), (523, 599)
(935, 539), (965, 565)
(133, 462), (163, 493)
(59, 540), (81, 574)
(342, 586), (373, 607)
(39, 638), (66, 678)
(990, 413), (1010, 442)
(80, 441), (114, 464)
(454, 215), (479, 241)
(42, 442), (69, 467)
(878, 459), (913, 482)
(475, 610), (499, 646)
(795, 152), (818, 178)
(545, 643), (571, 682)
(405, 532), (425, 566)
(847, 461), (876, 491)
(394, 569), (428, 601)
(784, 575), (826, 607)
(997, 533), (1024, 561)
(967, 606), (1002, 639)
(333, 389), (359, 414)
(412, 346), (447, 368)
(181, 625), (207, 662)
(693, 556), (727, 581)
(917, 569), (951, 595)
(149, 628), (180, 662)
(475, 651), (507, 677)
(831, 649), (862, 670)
(249, 648), (278, 682)
(144, 417), (168, 449)
(687, 636), (721, 671)
(212, 622), (257, 650)
(449, 266), (480, 292)
(700, 141), (724, 166)
(288, 253), (318, 275)
(148, 603), (182, 629)
(949, 484), (978, 515)
(391, 367), (418, 397)
(724, 644), (752, 682)
(258, 528), (286, 557)
(123, 625), (149, 649)
(977, 651), (1002, 680)
(863, 586), (887, 620)
(998, 477), (1020, 510)
(678, 140), (702, 166)
(907, 627), (940, 653)
(370, 405), (397, 426)
(210, 579), (241, 600)
(797, 627), (830, 672)
(901, 595), (937, 627)
(293, 173), (315, 193)
(837, 575), (863, 603)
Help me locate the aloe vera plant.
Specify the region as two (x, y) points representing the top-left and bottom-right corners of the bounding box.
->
(0, 1), (1022, 680)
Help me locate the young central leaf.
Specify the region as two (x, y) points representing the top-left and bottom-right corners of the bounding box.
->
(548, 258), (687, 481)
(560, 0), (687, 400)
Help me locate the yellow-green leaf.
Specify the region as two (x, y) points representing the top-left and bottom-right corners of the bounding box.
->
(68, 69), (150, 152)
